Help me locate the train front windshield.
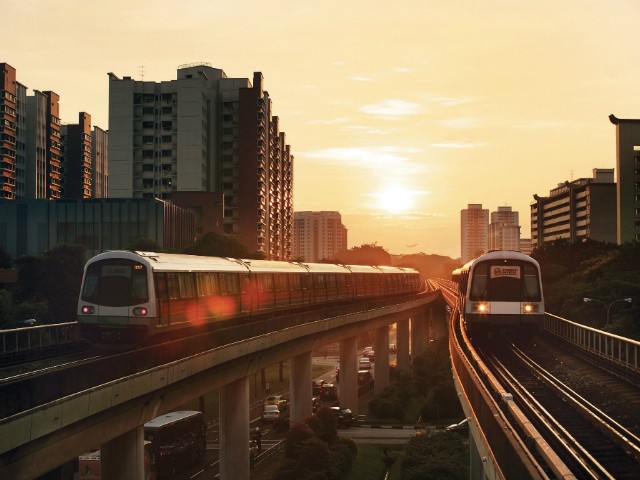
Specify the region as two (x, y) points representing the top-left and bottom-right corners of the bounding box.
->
(470, 261), (541, 302)
(81, 259), (149, 307)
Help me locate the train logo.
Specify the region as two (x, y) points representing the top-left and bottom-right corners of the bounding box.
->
(491, 266), (520, 279)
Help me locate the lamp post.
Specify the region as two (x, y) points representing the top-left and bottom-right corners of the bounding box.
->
(583, 297), (632, 326)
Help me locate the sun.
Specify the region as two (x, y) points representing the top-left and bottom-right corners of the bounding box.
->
(375, 186), (416, 214)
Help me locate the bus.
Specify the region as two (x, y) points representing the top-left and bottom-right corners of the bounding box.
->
(144, 411), (206, 478)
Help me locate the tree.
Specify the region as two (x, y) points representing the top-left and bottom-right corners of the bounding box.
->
(331, 243), (392, 266)
(183, 232), (263, 258)
(126, 237), (162, 252)
(0, 289), (12, 325)
(0, 246), (13, 269)
(402, 432), (469, 480)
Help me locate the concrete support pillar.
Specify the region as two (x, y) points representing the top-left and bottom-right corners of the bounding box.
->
(433, 304), (448, 339)
(411, 311), (427, 358)
(290, 351), (312, 424)
(219, 376), (250, 480)
(339, 336), (358, 415)
(101, 426), (145, 480)
(374, 325), (390, 395)
(396, 318), (410, 372)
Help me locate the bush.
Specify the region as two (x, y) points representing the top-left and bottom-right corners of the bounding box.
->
(284, 422), (314, 459)
(297, 438), (331, 473)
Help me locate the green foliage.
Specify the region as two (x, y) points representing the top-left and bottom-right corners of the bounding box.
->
(402, 432), (469, 480)
(297, 438), (331, 473)
(0, 246), (13, 268)
(284, 422), (315, 459)
(13, 244), (86, 323)
(330, 243), (392, 266)
(367, 386), (406, 421)
(315, 406), (338, 443)
(0, 289), (12, 324)
(419, 382), (463, 422)
(183, 232), (265, 259)
(531, 240), (640, 337)
(126, 237), (162, 252)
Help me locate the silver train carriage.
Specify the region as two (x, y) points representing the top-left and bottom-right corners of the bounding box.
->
(452, 250), (544, 331)
(77, 251), (421, 347)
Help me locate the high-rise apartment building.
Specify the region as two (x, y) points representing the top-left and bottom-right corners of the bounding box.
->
(461, 204), (489, 263)
(24, 90), (62, 199)
(489, 206), (520, 251)
(107, 64), (293, 259)
(531, 168), (616, 248)
(0, 63), (17, 199)
(293, 211), (348, 262)
(91, 126), (108, 198)
(609, 115), (640, 243)
(61, 112), (92, 198)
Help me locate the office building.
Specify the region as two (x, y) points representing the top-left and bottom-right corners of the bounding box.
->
(531, 168), (616, 248)
(519, 238), (533, 255)
(108, 64), (293, 259)
(0, 198), (194, 260)
(461, 204), (489, 263)
(293, 211), (348, 262)
(609, 115), (640, 243)
(489, 206), (520, 251)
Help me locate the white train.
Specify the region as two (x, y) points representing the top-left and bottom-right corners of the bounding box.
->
(452, 250), (544, 332)
(77, 251), (421, 348)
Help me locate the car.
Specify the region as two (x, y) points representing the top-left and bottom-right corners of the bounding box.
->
(312, 379), (326, 395)
(389, 343), (397, 354)
(358, 357), (372, 370)
(357, 370), (372, 385)
(312, 397), (321, 413)
(261, 404), (281, 422)
(331, 406), (354, 428)
(446, 418), (469, 433)
(1, 319), (38, 330)
(263, 395), (288, 410)
(363, 346), (373, 356)
(320, 383), (338, 401)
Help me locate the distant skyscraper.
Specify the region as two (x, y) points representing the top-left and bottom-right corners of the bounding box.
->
(609, 115), (640, 243)
(489, 206), (520, 251)
(294, 211), (348, 262)
(531, 168), (616, 248)
(461, 204), (489, 263)
(107, 64), (293, 259)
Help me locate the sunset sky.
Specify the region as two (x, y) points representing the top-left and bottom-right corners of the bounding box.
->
(5, 0), (640, 258)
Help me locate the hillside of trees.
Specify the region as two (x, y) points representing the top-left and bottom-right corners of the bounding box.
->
(531, 240), (640, 339)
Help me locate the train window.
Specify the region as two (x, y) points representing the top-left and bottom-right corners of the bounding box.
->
(470, 264), (488, 300)
(178, 273), (195, 299)
(326, 274), (336, 288)
(300, 275), (309, 290)
(224, 274), (239, 295)
(523, 264), (541, 300)
(155, 273), (168, 302)
(195, 274), (207, 298)
(132, 270), (149, 302)
(167, 273), (180, 300)
(208, 273), (219, 295)
(289, 274), (301, 290)
(275, 274), (288, 291)
(259, 274), (273, 292)
(313, 274), (326, 289)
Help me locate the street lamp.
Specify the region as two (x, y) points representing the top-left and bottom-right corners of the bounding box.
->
(583, 297), (633, 326)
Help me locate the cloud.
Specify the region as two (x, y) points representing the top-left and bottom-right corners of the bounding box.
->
(307, 117), (351, 125)
(428, 140), (488, 149)
(343, 125), (391, 135)
(436, 117), (480, 128)
(359, 99), (422, 117)
(418, 94), (473, 107)
(509, 120), (567, 129)
(349, 76), (373, 82)
(303, 146), (423, 171)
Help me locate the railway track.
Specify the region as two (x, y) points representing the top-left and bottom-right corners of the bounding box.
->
(479, 335), (640, 479)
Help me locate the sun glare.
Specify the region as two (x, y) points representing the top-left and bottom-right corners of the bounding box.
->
(375, 187), (416, 214)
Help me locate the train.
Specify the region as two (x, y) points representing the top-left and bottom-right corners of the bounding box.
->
(452, 250), (544, 333)
(77, 250), (422, 347)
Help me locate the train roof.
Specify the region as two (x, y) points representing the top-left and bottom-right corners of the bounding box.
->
(144, 410), (203, 429)
(454, 250), (540, 274)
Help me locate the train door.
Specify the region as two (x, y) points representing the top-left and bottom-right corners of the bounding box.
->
(154, 273), (170, 327)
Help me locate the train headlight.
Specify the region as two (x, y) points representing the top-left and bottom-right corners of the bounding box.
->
(81, 306), (95, 314)
(472, 302), (489, 313)
(133, 307), (148, 316)
(523, 304), (539, 313)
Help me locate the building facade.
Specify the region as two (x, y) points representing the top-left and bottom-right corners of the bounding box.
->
(609, 115), (640, 243)
(107, 64), (293, 259)
(61, 112), (92, 199)
(0, 198), (194, 260)
(0, 63), (17, 199)
(489, 206), (520, 251)
(531, 168), (616, 248)
(461, 204), (489, 263)
(293, 211), (348, 262)
(91, 126), (108, 198)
